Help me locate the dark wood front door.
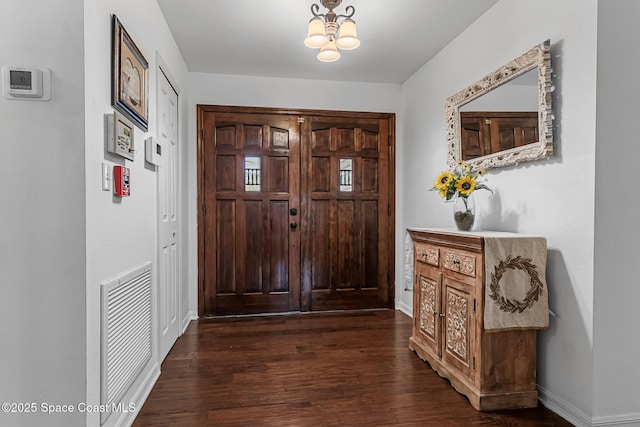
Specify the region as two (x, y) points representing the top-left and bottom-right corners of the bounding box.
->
(301, 115), (392, 311)
(198, 106), (394, 316)
(199, 110), (301, 316)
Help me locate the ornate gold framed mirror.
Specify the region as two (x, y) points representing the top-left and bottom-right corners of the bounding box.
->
(446, 40), (553, 169)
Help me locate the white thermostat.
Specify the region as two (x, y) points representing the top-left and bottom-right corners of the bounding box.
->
(2, 66), (51, 101)
(145, 136), (162, 166)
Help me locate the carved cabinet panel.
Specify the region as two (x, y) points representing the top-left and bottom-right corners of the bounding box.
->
(408, 229), (540, 411)
(442, 278), (474, 379)
(416, 272), (440, 357)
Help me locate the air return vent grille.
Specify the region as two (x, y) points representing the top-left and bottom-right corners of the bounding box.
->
(100, 263), (152, 423)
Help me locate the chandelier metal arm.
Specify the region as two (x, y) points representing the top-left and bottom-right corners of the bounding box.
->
(310, 3), (325, 20)
(336, 5), (355, 21)
(310, 3), (355, 22)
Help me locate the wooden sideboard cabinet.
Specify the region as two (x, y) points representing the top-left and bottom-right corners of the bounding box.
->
(408, 228), (541, 411)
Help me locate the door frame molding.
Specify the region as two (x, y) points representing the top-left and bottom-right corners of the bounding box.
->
(196, 105), (396, 316)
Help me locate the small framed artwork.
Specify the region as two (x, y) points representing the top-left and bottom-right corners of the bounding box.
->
(111, 15), (148, 131)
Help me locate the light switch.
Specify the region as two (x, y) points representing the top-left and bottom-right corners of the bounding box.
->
(102, 163), (111, 191)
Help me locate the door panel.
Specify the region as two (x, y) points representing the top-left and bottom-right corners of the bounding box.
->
(201, 112), (300, 316)
(362, 200), (378, 288)
(301, 116), (391, 311)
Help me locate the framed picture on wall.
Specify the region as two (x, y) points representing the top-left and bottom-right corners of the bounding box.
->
(111, 15), (148, 131)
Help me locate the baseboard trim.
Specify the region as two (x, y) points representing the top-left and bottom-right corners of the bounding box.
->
(592, 414), (640, 426)
(537, 385), (592, 427)
(111, 362), (160, 427)
(181, 310), (197, 335)
(395, 300), (412, 317)
(538, 385), (640, 427)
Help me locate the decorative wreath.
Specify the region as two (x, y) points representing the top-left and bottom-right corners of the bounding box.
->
(489, 255), (544, 313)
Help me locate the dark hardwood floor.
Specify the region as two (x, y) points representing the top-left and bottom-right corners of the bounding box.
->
(133, 310), (573, 426)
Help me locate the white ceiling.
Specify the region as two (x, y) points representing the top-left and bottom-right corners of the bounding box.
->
(156, 0), (498, 84)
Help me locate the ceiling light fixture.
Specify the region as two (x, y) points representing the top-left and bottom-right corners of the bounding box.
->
(304, 0), (360, 63)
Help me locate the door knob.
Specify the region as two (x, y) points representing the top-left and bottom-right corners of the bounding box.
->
(290, 208), (298, 216)
(290, 222), (297, 230)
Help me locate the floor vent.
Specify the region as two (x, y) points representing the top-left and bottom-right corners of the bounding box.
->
(101, 263), (152, 424)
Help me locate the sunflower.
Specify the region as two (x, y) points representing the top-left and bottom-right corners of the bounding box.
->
(456, 176), (477, 196)
(434, 171), (453, 189)
(437, 185), (449, 198)
(430, 164), (491, 201)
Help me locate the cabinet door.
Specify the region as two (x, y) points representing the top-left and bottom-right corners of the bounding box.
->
(442, 276), (475, 380)
(414, 265), (441, 358)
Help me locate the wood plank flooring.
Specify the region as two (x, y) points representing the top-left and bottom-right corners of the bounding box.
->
(133, 310), (573, 426)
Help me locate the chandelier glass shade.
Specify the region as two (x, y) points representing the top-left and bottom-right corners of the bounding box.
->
(304, 0), (360, 62)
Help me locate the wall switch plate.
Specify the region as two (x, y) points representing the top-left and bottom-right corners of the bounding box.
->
(102, 163), (111, 191)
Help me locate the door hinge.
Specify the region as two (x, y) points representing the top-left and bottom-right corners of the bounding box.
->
(201, 129), (205, 140)
(202, 204), (206, 217)
(473, 298), (476, 312)
(298, 117), (305, 123)
(388, 204), (391, 216)
(473, 356), (476, 370)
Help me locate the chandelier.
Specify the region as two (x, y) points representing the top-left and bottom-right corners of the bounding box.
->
(304, 0), (360, 62)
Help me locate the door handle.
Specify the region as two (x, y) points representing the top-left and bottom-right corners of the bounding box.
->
(290, 221), (297, 230)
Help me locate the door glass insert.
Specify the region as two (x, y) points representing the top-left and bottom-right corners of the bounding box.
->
(245, 156), (261, 192)
(339, 158), (353, 192)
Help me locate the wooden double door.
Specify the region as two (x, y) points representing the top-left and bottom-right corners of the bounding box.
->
(198, 106), (395, 316)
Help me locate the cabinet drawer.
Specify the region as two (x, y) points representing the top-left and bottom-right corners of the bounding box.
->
(443, 250), (477, 277)
(415, 243), (439, 266)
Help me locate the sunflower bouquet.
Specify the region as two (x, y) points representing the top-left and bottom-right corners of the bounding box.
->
(431, 161), (492, 230)
(431, 161), (492, 201)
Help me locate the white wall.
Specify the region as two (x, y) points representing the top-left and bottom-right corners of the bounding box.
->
(400, 0), (598, 425)
(186, 73), (403, 314)
(84, 1), (190, 426)
(593, 1), (640, 424)
(0, 1), (86, 426)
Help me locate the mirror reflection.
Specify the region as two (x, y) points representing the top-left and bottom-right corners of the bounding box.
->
(460, 69), (538, 160)
(446, 40), (553, 169)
